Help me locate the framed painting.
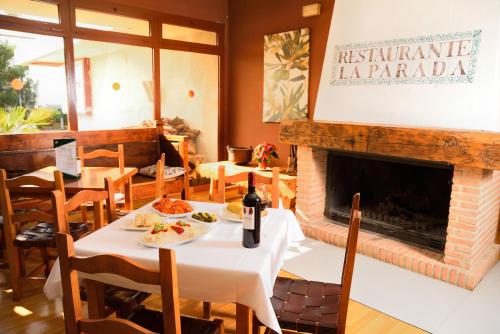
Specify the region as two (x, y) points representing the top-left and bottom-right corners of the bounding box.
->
(263, 28), (310, 122)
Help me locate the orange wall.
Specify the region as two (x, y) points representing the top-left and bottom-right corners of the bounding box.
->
(227, 0), (334, 166)
(114, 0), (228, 22)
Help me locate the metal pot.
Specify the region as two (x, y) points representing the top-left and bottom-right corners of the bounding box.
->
(227, 145), (253, 164)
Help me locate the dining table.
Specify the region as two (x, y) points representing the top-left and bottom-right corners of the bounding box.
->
(43, 200), (305, 334)
(198, 161), (297, 209)
(26, 166), (137, 210)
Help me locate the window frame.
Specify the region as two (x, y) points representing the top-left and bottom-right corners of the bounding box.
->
(0, 0), (225, 158)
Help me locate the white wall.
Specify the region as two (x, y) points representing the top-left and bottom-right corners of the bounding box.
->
(77, 45), (153, 130)
(160, 50), (219, 162)
(314, 0), (500, 132)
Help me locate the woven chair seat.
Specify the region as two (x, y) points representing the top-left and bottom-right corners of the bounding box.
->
(14, 222), (89, 248)
(128, 308), (223, 334)
(255, 277), (342, 334)
(79, 284), (150, 318)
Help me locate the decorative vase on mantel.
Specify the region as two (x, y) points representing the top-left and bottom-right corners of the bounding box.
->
(253, 143), (279, 171)
(258, 161), (269, 170)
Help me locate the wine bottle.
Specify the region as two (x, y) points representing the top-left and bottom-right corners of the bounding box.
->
(242, 172), (261, 248)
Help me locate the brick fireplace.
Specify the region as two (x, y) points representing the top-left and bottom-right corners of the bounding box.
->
(282, 121), (500, 290)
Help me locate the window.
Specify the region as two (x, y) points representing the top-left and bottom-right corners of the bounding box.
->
(0, 29), (68, 133)
(162, 24), (217, 46)
(0, 0), (59, 23)
(73, 39), (153, 130)
(160, 50), (219, 162)
(76, 9), (150, 36)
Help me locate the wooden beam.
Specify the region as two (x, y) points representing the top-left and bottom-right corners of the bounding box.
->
(0, 128), (156, 152)
(280, 120), (500, 170)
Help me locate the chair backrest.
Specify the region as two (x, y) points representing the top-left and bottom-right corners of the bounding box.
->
(155, 153), (166, 198)
(159, 135), (191, 200)
(56, 232), (180, 334)
(52, 177), (116, 233)
(78, 144), (125, 174)
(0, 168), (65, 238)
(216, 165), (280, 208)
(337, 193), (361, 334)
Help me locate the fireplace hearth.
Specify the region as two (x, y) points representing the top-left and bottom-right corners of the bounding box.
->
(284, 121), (500, 289)
(325, 151), (453, 252)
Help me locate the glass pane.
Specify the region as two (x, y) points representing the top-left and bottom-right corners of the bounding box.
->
(76, 9), (150, 36)
(0, 29), (68, 134)
(162, 24), (217, 46)
(160, 50), (219, 162)
(0, 0), (59, 23)
(73, 39), (153, 131)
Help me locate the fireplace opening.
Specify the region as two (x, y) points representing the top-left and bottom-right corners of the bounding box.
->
(325, 151), (453, 252)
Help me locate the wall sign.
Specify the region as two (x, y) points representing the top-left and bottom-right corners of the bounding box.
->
(331, 30), (482, 86)
(314, 0), (500, 132)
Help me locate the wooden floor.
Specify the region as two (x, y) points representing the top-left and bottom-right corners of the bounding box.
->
(0, 191), (427, 334)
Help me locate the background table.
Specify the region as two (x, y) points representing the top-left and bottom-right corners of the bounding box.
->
(198, 161), (297, 209)
(43, 201), (304, 334)
(27, 166), (137, 210)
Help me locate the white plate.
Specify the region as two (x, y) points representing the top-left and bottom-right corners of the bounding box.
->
(189, 212), (220, 225)
(219, 207), (268, 223)
(119, 219), (151, 231)
(139, 222), (209, 248)
(151, 206), (194, 218)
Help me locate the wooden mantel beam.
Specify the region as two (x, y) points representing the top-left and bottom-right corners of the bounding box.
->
(280, 120), (500, 170)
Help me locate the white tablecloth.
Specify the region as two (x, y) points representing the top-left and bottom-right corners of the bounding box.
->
(43, 201), (304, 333)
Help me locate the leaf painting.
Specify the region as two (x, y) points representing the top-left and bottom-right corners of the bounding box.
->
(263, 28), (309, 122)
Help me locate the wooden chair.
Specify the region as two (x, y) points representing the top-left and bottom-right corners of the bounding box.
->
(52, 177), (116, 234)
(56, 232), (224, 334)
(160, 135), (191, 200)
(78, 144), (125, 174)
(78, 144), (126, 220)
(154, 153), (189, 200)
(253, 193), (361, 334)
(52, 182), (150, 318)
(216, 165), (280, 208)
(0, 169), (88, 300)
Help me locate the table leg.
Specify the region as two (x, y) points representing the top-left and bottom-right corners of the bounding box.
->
(123, 178), (133, 211)
(236, 303), (253, 334)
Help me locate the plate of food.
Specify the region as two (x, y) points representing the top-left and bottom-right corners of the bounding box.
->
(120, 213), (163, 231)
(139, 221), (209, 248)
(220, 202), (268, 223)
(189, 212), (219, 225)
(151, 198), (194, 217)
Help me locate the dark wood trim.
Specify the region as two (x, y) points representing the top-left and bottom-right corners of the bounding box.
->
(0, 14), (64, 36)
(60, 0), (78, 131)
(280, 120), (500, 170)
(0, 128), (157, 152)
(159, 39), (222, 55)
(152, 18), (162, 122)
(218, 25), (227, 161)
(0, 0), (226, 159)
(72, 28), (153, 47)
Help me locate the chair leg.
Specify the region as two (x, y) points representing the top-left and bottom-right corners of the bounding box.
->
(8, 246), (23, 300)
(81, 204), (88, 224)
(203, 301), (212, 319)
(0, 228), (4, 259)
(40, 247), (50, 277)
(18, 248), (26, 277)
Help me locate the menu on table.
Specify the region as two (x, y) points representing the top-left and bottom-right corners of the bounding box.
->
(53, 138), (81, 178)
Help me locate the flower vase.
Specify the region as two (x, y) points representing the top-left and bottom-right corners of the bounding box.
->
(258, 162), (268, 170)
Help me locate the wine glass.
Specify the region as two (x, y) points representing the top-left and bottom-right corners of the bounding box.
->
(256, 183), (270, 211)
